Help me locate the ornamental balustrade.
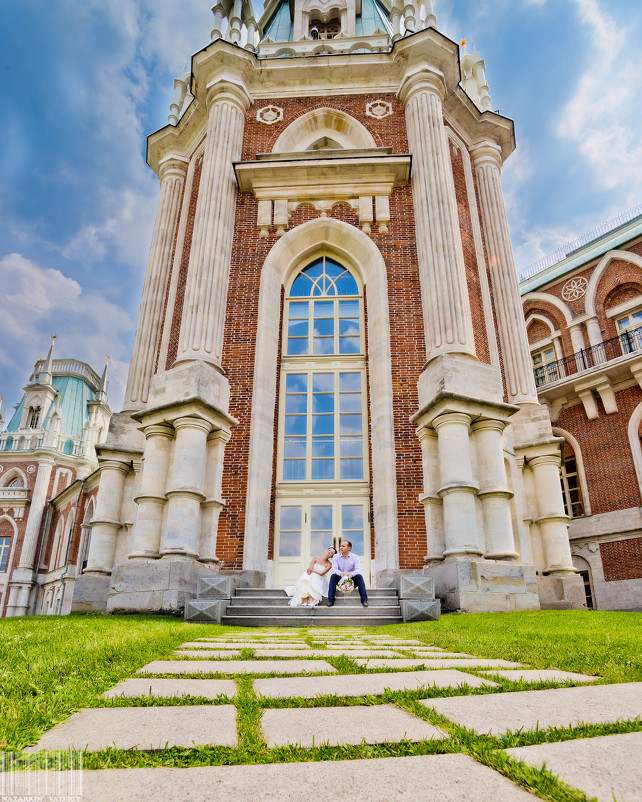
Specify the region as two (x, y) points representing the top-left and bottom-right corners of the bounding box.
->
(534, 325), (642, 388)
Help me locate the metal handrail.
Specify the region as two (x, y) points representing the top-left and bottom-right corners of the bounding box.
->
(533, 326), (642, 388)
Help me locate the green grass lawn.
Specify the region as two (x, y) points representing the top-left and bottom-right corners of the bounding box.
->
(0, 610), (640, 801)
(1, 610), (639, 752)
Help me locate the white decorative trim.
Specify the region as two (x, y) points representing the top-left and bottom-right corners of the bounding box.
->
(256, 105), (283, 126)
(243, 218), (399, 575)
(562, 276), (588, 301)
(585, 249), (642, 317)
(522, 290), (574, 327)
(26, 465), (36, 474)
(366, 100), (393, 120)
(628, 401), (642, 500)
(272, 108), (375, 152)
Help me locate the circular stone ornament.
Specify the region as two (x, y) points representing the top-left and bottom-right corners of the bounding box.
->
(256, 105), (283, 125)
(365, 100), (393, 120)
(562, 276), (588, 301)
(27, 464), (36, 474)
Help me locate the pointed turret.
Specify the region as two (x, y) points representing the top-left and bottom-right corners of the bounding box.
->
(97, 356), (109, 405)
(0, 397), (4, 432)
(35, 335), (56, 386)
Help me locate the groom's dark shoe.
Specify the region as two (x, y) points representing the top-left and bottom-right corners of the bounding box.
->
(327, 600), (335, 607)
(362, 601), (369, 607)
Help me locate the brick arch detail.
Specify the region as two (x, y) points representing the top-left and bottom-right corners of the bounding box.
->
(522, 292), (573, 327)
(525, 312), (558, 345)
(586, 250), (642, 317)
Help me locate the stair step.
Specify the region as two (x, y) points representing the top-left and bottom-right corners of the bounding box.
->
(226, 604), (400, 616)
(227, 597), (401, 607)
(221, 614), (403, 627)
(234, 587), (399, 597)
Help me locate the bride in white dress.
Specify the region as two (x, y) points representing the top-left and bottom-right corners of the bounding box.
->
(285, 547), (336, 607)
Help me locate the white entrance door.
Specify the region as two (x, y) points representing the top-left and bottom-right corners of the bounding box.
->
(275, 499), (370, 588)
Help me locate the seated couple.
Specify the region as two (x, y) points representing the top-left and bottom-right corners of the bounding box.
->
(285, 540), (369, 607)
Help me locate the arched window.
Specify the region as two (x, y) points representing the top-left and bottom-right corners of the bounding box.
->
(3, 437), (13, 451)
(0, 519), (13, 573)
(275, 256), (370, 588)
(28, 407), (41, 429)
(9, 479), (23, 488)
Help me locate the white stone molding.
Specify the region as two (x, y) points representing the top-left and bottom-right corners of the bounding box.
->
(26, 464), (36, 474)
(416, 426), (444, 563)
(627, 401), (642, 500)
(375, 196), (390, 233)
(366, 100), (393, 120)
(585, 249), (642, 318)
(574, 375), (618, 418)
(447, 128), (500, 371)
(200, 429), (231, 564)
(272, 108), (376, 152)
(358, 196), (373, 233)
(123, 157), (188, 411)
(0, 467), (27, 488)
(472, 141), (538, 404)
(16, 459), (55, 572)
(243, 217), (399, 575)
(399, 67), (476, 361)
(562, 276), (588, 302)
(521, 290), (573, 328)
(175, 79), (251, 370)
(256, 105), (283, 125)
(551, 426), (592, 516)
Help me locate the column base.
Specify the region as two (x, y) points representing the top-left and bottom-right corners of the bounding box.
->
(537, 572), (586, 610)
(105, 559), (222, 614)
(71, 573), (111, 612)
(424, 559), (541, 612)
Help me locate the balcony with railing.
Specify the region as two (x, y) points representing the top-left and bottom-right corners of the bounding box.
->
(534, 326), (642, 388)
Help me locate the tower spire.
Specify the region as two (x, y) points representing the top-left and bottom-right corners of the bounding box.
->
(38, 335), (56, 386)
(97, 355), (110, 404)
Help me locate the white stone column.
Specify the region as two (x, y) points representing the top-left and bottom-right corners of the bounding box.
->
(200, 429), (230, 564)
(17, 458), (54, 570)
(434, 413), (483, 558)
(472, 142), (538, 405)
(85, 461), (129, 574)
(129, 424), (173, 560)
(472, 419), (518, 559)
(175, 80), (250, 370)
(400, 69), (476, 362)
(417, 426), (445, 563)
(529, 453), (575, 573)
(569, 323), (586, 355)
(585, 317), (603, 348)
(161, 417), (210, 559)
(122, 159), (188, 411)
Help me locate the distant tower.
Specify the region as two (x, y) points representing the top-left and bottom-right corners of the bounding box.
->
(78, 0), (584, 615)
(0, 346), (111, 616)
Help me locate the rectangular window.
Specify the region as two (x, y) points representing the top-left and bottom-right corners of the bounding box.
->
(560, 455), (584, 519)
(532, 346), (558, 387)
(278, 507), (302, 556)
(616, 309), (642, 354)
(0, 537), (11, 572)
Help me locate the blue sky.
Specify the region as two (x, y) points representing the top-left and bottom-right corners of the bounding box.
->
(1, 0), (641, 415)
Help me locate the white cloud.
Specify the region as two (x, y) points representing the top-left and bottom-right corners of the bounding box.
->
(557, 0), (642, 201)
(0, 253), (132, 410)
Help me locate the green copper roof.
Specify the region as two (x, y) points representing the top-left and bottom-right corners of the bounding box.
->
(262, 1), (293, 42)
(7, 376), (94, 440)
(7, 398), (24, 432)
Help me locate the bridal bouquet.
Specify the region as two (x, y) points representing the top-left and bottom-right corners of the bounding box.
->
(337, 577), (354, 594)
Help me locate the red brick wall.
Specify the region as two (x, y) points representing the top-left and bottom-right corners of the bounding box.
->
(555, 385), (642, 514)
(600, 537), (642, 581)
(527, 319), (552, 344)
(213, 95), (428, 570)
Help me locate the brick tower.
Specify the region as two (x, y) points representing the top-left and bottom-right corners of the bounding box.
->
(74, 0), (584, 614)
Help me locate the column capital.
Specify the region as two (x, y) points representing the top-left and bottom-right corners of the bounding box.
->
(158, 156), (189, 182)
(207, 428), (232, 444)
(470, 418), (506, 435)
(416, 424), (438, 441)
(528, 453), (561, 469)
(173, 416), (212, 435)
(205, 77), (252, 113)
(100, 459), (131, 475)
(470, 140), (503, 170)
(433, 412), (472, 431)
(398, 65), (446, 107)
(143, 423), (174, 440)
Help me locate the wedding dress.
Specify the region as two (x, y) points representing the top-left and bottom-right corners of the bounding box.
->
(285, 563), (329, 606)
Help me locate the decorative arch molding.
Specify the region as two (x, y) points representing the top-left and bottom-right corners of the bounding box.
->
(522, 291), (573, 328)
(525, 313), (558, 340)
(0, 467), (27, 488)
(272, 108), (377, 153)
(242, 217), (399, 576)
(586, 250), (642, 317)
(552, 427), (592, 516)
(627, 401), (642, 501)
(0, 515), (18, 538)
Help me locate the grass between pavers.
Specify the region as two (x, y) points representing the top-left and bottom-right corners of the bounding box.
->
(2, 611), (641, 802)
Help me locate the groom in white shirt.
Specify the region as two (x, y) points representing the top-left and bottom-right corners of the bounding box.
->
(327, 539), (368, 607)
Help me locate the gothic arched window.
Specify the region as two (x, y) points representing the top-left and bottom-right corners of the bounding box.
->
(28, 407), (41, 429)
(274, 256), (370, 588)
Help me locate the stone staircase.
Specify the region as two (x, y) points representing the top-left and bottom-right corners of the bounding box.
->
(185, 575), (441, 626)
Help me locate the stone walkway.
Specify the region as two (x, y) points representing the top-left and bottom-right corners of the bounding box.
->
(25, 629), (642, 801)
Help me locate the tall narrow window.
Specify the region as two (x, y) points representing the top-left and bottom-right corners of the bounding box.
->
(0, 537), (10, 572)
(560, 449), (584, 519)
(28, 407), (40, 429)
(616, 308), (642, 354)
(532, 346), (558, 387)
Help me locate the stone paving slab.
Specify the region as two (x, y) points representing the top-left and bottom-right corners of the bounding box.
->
(406, 652), (477, 658)
(103, 678), (237, 699)
(27, 706), (237, 752)
(478, 669), (601, 684)
(192, 642), (310, 649)
(262, 704), (445, 747)
(255, 649), (401, 658)
(355, 659), (524, 669)
(421, 682), (642, 735)
(138, 660), (337, 675)
(173, 650), (243, 658)
(255, 669), (497, 699)
(33, 754), (537, 800)
(506, 732), (642, 802)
